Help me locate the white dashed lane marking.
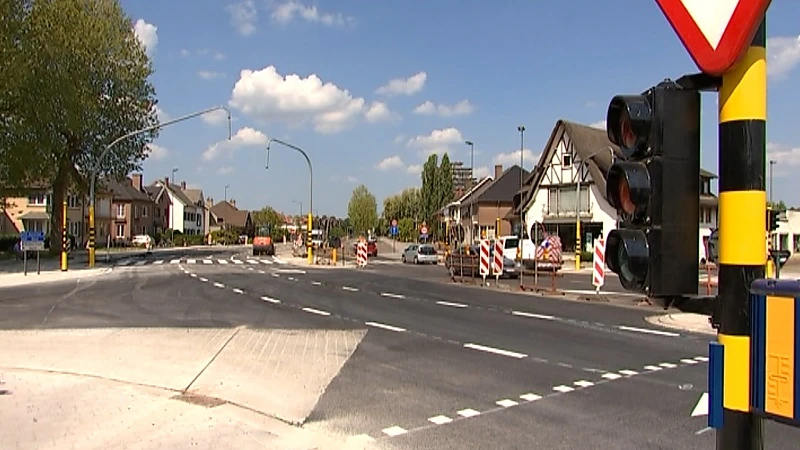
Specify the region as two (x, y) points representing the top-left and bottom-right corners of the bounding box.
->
(602, 373), (622, 380)
(457, 409), (480, 418)
(261, 296), (280, 304)
(302, 307), (330, 316)
(312, 281), (322, 286)
(380, 292), (406, 299)
(511, 311), (556, 320)
(496, 399), (518, 408)
(218, 259), (228, 264)
(199, 277), (208, 282)
(271, 273), (280, 278)
(170, 259), (180, 264)
(659, 362), (678, 368)
(213, 282), (225, 288)
(381, 426), (407, 437)
(619, 370), (639, 376)
(342, 286), (359, 292)
(436, 301), (468, 309)
(617, 325), (680, 337)
(233, 288), (244, 294)
(553, 385), (574, 393)
(520, 393), (542, 401)
(187, 259), (196, 264)
(574, 380), (594, 388)
(365, 321), (406, 332)
(463, 343), (527, 359)
(203, 259), (212, 264)
(153, 260), (163, 265)
(428, 415), (453, 425)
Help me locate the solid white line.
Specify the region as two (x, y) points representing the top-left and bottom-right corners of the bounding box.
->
(617, 325), (680, 337)
(277, 269), (306, 274)
(457, 408), (480, 418)
(511, 311), (556, 320)
(601, 373), (622, 380)
(463, 343), (527, 359)
(233, 288), (244, 294)
(261, 296), (280, 304)
(520, 393), (542, 401)
(496, 399), (518, 408)
(218, 259), (228, 264)
(187, 259), (196, 264)
(302, 307), (330, 316)
(199, 277), (208, 282)
(365, 321), (406, 332)
(342, 286), (359, 292)
(574, 380), (594, 388)
(381, 426), (407, 437)
(380, 292), (406, 299)
(436, 301), (468, 308)
(312, 281), (322, 286)
(203, 259), (212, 264)
(213, 282), (225, 288)
(553, 385), (574, 393)
(428, 415), (452, 425)
(153, 260), (164, 265)
(170, 259), (180, 264)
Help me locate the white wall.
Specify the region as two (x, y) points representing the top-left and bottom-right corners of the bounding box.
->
(168, 193), (185, 232)
(775, 210), (800, 253)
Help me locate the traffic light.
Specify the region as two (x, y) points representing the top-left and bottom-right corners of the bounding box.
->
(604, 80), (701, 298)
(767, 207), (778, 231)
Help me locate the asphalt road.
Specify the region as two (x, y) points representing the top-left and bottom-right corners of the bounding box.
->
(3, 248), (797, 449)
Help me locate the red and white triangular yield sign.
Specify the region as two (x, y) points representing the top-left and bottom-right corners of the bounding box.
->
(655, 0), (771, 75)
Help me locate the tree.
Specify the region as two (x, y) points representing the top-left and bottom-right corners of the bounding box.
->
(420, 154), (438, 223)
(252, 206), (284, 234)
(434, 154), (454, 237)
(347, 184), (378, 235)
(382, 187), (420, 223)
(1, 0), (158, 253)
(768, 200), (787, 212)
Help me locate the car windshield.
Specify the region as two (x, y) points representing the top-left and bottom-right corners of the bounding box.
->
(504, 238), (519, 249)
(419, 245), (436, 255)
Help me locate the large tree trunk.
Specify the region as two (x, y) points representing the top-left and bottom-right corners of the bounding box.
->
(49, 158), (71, 255)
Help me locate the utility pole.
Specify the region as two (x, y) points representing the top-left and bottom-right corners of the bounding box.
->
(517, 126), (525, 261)
(224, 184), (230, 202)
(171, 168), (178, 186)
(465, 140), (474, 189)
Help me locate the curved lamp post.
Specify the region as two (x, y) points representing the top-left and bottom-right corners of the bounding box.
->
(88, 105), (232, 267)
(265, 138), (314, 265)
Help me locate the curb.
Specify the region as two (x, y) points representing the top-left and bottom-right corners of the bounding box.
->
(644, 313), (716, 336)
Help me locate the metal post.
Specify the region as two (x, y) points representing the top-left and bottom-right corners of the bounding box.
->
(88, 105), (231, 268)
(266, 138), (314, 265)
(715, 19), (766, 450)
(517, 126), (525, 264)
(60, 199), (68, 271)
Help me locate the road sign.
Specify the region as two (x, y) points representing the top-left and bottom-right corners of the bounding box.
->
(655, 0), (771, 75)
(391, 219), (398, 227)
(420, 226), (428, 235)
(20, 230), (45, 251)
(389, 225), (398, 236)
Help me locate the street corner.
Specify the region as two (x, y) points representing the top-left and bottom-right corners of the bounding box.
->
(0, 267), (113, 289)
(644, 313), (716, 336)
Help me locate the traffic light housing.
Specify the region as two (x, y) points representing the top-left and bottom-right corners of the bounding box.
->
(767, 207), (778, 232)
(604, 80), (701, 298)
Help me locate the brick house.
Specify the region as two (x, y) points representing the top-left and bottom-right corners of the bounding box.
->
(108, 174), (156, 241)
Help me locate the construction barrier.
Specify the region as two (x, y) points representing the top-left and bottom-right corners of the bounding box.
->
(592, 238), (605, 293)
(479, 239), (491, 285)
(493, 240), (503, 283)
(704, 263), (718, 295)
(356, 241), (368, 268)
(447, 252), (479, 283)
(519, 235), (564, 295)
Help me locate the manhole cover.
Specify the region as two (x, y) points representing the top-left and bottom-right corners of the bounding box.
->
(171, 393), (226, 408)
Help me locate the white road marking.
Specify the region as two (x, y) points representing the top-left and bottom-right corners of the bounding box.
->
(273, 257), (287, 265)
(520, 393), (542, 401)
(574, 380), (594, 388)
(134, 260), (147, 266)
(203, 259), (212, 264)
(271, 273), (279, 278)
(380, 292), (405, 299)
(233, 260), (243, 264)
(247, 260), (259, 265)
(381, 426), (407, 437)
(187, 259), (196, 264)
(278, 269), (306, 274)
(342, 286), (359, 292)
(428, 415), (452, 425)
(695, 356), (709, 362)
(312, 281), (322, 286)
(617, 325), (680, 337)
(258, 270), (265, 274)
(365, 322), (406, 332)
(199, 277), (208, 282)
(233, 288), (244, 294)
(247, 267), (254, 271)
(153, 260), (164, 265)
(288, 277), (296, 281)
(601, 373), (622, 380)
(170, 259), (180, 264)
(644, 365), (662, 371)
(496, 399), (518, 408)
(619, 370), (639, 376)
(261, 259), (274, 265)
(511, 311), (556, 320)
(463, 343), (527, 359)
(681, 358), (699, 364)
(261, 296), (280, 304)
(302, 307), (330, 316)
(218, 259), (228, 264)
(213, 282), (225, 288)
(553, 385), (574, 393)
(457, 409), (480, 418)
(190, 274), (197, 278)
(659, 362), (678, 369)
(436, 301), (468, 308)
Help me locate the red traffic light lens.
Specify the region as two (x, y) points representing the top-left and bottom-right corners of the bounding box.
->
(607, 94), (652, 158)
(607, 161), (651, 219)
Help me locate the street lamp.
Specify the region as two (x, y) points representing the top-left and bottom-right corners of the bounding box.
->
(88, 105), (232, 268)
(171, 168), (179, 186)
(464, 140), (474, 188)
(516, 126), (525, 261)
(224, 184), (230, 202)
(266, 138), (314, 265)
(575, 146), (614, 270)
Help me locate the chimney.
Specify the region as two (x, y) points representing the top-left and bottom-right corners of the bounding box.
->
(180, 181), (187, 190)
(494, 164), (503, 179)
(164, 177), (169, 186)
(131, 173), (142, 191)
(231, 199), (236, 208)
(207, 197), (214, 207)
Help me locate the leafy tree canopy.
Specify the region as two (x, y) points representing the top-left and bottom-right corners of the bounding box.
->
(347, 184), (378, 235)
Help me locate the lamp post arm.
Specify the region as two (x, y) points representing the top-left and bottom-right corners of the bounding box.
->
(266, 138), (314, 228)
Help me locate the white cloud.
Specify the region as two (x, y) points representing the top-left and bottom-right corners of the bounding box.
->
(133, 19), (158, 56)
(228, 65), (368, 134)
(768, 34), (800, 78)
(202, 127), (268, 161)
(375, 155), (405, 171)
(270, 1), (356, 28)
(227, 0), (258, 36)
(406, 127), (464, 156)
(202, 109), (229, 126)
(493, 149), (540, 168)
(768, 142), (800, 173)
(181, 49), (226, 60)
(214, 52), (226, 61)
(406, 164), (422, 175)
(589, 120), (606, 130)
(146, 143), (169, 160)
(376, 72), (427, 97)
(198, 70), (225, 80)
(365, 101), (398, 123)
(413, 100), (474, 117)
(473, 166), (490, 179)
(217, 166), (235, 175)
(393, 135), (406, 145)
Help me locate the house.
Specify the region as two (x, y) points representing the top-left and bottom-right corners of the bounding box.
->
(209, 199), (254, 236)
(108, 174), (157, 241)
(1, 205), (18, 234)
(150, 179), (206, 236)
(143, 183), (172, 235)
(514, 119), (719, 260)
(458, 164), (529, 242)
(774, 210), (799, 253)
(436, 175), (495, 238)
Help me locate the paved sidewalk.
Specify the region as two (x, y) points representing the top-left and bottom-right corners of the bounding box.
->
(645, 313), (716, 335)
(0, 267), (112, 288)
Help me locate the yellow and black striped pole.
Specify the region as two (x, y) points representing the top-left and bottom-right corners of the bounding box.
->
(88, 204), (95, 268)
(60, 199), (68, 271)
(716, 19), (766, 449)
(307, 212), (313, 265)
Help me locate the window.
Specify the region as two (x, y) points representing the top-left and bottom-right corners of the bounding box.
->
(133, 205), (139, 217)
(142, 206), (148, 217)
(67, 195), (80, 208)
(69, 221), (82, 236)
(547, 185), (590, 215)
(28, 193), (47, 206)
(142, 225), (147, 235)
(116, 204), (125, 218)
(116, 224), (125, 238)
(562, 154), (572, 166)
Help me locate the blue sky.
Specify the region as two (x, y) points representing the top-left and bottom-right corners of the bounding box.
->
(123, 0), (800, 216)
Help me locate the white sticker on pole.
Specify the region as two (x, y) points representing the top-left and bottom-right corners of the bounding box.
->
(592, 238), (605, 287)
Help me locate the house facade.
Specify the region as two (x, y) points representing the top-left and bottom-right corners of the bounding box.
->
(516, 119), (719, 261)
(459, 165), (529, 243)
(437, 176), (495, 235)
(209, 199), (254, 236)
(151, 179), (206, 235)
(108, 174), (157, 241)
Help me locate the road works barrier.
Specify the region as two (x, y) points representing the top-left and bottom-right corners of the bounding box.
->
(356, 241), (368, 268)
(492, 240), (503, 284)
(479, 239), (491, 285)
(592, 238), (605, 294)
(704, 263), (718, 295)
(518, 261), (564, 296)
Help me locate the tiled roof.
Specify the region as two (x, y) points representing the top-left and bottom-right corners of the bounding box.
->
(210, 200), (250, 227)
(108, 178), (152, 202)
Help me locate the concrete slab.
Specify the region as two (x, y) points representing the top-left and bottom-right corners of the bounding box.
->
(0, 267), (113, 288)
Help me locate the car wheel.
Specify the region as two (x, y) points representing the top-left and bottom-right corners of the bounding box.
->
(402, 255), (406, 263)
(414, 256), (418, 264)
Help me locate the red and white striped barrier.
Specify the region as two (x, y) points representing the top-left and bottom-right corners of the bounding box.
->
(592, 238), (605, 291)
(493, 240), (504, 279)
(479, 239), (491, 280)
(356, 241), (368, 267)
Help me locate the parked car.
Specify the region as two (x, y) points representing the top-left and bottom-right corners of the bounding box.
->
(352, 240), (378, 257)
(402, 244), (438, 264)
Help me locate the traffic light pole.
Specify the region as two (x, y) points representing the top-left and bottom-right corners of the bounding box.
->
(715, 19), (766, 450)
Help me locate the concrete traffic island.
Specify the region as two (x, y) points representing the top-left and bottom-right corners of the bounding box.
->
(0, 267), (113, 288)
(0, 327), (380, 450)
(644, 312), (716, 335)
